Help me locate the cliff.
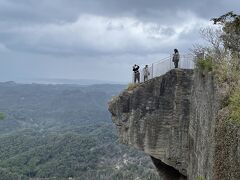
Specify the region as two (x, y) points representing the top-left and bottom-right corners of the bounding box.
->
(108, 69), (240, 180)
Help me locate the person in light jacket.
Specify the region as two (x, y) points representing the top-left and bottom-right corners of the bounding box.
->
(143, 65), (150, 82)
(172, 49), (180, 68)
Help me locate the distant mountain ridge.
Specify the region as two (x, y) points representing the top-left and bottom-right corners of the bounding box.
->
(2, 78), (128, 85)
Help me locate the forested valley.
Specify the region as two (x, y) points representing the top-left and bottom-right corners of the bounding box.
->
(0, 82), (160, 180)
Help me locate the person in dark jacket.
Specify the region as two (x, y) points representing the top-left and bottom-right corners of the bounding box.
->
(172, 49), (180, 68)
(133, 64), (140, 83)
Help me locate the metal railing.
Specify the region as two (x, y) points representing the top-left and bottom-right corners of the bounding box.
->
(133, 54), (195, 83)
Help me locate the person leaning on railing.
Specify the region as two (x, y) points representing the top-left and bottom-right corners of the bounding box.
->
(172, 49), (180, 68)
(133, 64), (140, 83)
(143, 65), (150, 82)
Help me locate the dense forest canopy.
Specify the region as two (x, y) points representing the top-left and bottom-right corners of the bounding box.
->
(0, 83), (160, 180)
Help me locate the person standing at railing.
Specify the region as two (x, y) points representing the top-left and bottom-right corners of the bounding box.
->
(172, 49), (180, 68)
(143, 65), (150, 82)
(133, 64), (140, 83)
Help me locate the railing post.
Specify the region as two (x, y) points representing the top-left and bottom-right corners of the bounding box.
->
(134, 54), (195, 83)
(132, 72), (134, 83)
(151, 63), (154, 79)
(169, 54), (172, 70)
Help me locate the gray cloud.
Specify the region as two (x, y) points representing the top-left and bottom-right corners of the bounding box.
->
(0, 13), (209, 56)
(0, 0), (239, 24)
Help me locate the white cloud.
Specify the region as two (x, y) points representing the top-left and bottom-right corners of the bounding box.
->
(4, 13), (210, 56)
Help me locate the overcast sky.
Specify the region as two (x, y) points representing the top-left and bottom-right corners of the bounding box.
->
(0, 0), (239, 83)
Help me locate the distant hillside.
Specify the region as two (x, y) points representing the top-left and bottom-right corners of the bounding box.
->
(0, 83), (160, 180)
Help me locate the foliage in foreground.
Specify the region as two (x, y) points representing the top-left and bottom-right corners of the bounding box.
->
(212, 12), (240, 124)
(127, 83), (140, 91)
(0, 113), (5, 120)
(196, 57), (213, 71)
(197, 176), (206, 180)
(229, 88), (240, 123)
(194, 11), (240, 125)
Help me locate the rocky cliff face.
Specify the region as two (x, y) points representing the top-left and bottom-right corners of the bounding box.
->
(108, 69), (240, 180)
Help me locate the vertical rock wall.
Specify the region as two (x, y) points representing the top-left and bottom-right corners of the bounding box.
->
(108, 69), (240, 180)
(188, 71), (219, 180)
(109, 69), (193, 178)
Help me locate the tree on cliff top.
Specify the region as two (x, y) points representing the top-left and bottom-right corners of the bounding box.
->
(211, 11), (240, 55)
(193, 12), (240, 84)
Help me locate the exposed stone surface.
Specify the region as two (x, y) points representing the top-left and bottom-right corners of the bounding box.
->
(109, 69), (193, 179)
(108, 69), (240, 180)
(188, 70), (219, 180)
